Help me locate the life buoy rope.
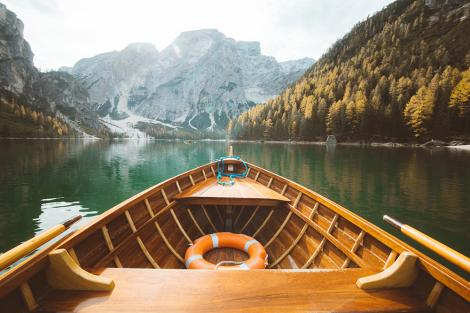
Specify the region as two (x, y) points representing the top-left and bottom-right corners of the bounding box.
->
(184, 232), (267, 270)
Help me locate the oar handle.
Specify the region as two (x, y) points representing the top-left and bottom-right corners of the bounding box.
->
(0, 215), (82, 271)
(383, 215), (470, 273)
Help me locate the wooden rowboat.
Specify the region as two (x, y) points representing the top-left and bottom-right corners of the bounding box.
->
(1, 155), (469, 312)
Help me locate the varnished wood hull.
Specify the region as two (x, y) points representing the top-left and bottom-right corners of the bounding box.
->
(0, 161), (469, 312)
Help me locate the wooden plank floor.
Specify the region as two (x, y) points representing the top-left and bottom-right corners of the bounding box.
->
(174, 177), (290, 206)
(38, 268), (429, 313)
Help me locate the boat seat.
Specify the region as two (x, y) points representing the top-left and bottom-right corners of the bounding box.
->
(174, 177), (290, 206)
(38, 268), (428, 313)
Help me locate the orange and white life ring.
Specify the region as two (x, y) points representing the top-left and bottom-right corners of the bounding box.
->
(184, 232), (267, 269)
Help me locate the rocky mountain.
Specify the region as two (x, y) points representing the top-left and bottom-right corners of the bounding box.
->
(0, 3), (108, 138)
(66, 29), (314, 132)
(230, 0), (470, 142)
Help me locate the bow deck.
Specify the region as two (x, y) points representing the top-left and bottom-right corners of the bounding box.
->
(174, 176), (290, 206)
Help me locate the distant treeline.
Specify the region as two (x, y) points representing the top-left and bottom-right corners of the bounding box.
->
(229, 0), (470, 142)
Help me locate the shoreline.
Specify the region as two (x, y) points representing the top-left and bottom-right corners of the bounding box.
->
(1, 137), (469, 151)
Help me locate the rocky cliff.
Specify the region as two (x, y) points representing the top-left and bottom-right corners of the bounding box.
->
(0, 3), (109, 137)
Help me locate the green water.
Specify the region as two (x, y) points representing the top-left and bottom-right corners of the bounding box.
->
(0, 140), (469, 271)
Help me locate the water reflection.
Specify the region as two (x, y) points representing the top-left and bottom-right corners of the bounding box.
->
(35, 197), (97, 234)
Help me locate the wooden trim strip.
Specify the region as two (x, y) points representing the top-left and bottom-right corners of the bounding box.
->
(239, 206), (260, 233)
(154, 219), (185, 263)
(211, 166), (216, 177)
(302, 238), (326, 269)
(94, 202), (176, 268)
(189, 175), (196, 186)
(342, 230), (365, 268)
(233, 206), (245, 226)
(170, 209), (192, 243)
(252, 209), (274, 238)
(125, 209), (160, 268)
(265, 211), (293, 248)
(267, 177), (274, 188)
(426, 281), (445, 308)
(246, 167), (251, 177)
(201, 205), (218, 232)
(20, 281), (38, 312)
(290, 207), (370, 269)
(187, 209), (205, 236)
(254, 171), (260, 181)
(175, 181), (182, 194)
(202, 169), (207, 180)
(269, 206), (317, 268)
(101, 226), (122, 268)
(161, 189), (170, 206)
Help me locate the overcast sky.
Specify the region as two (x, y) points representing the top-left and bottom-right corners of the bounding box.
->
(4, 0), (394, 70)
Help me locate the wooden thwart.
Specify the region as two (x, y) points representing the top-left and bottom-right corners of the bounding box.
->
(174, 177), (289, 206)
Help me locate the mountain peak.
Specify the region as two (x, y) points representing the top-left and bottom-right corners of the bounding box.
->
(123, 42), (158, 54)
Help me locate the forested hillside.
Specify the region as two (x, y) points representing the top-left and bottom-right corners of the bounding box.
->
(229, 0), (470, 142)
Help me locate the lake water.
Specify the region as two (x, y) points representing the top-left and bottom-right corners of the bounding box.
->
(0, 139), (469, 274)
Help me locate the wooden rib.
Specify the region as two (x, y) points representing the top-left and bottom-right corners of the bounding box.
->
(187, 209), (205, 236)
(210, 166), (216, 177)
(265, 211), (293, 248)
(384, 250), (398, 269)
(201, 205), (218, 232)
(254, 171), (260, 181)
(302, 238), (327, 269)
(170, 209), (192, 243)
(189, 175), (196, 186)
(246, 167), (251, 177)
(68, 248), (80, 266)
(175, 181), (182, 194)
(136, 237), (160, 268)
(239, 206), (260, 233)
(291, 208), (370, 269)
(267, 177), (274, 188)
(302, 212), (338, 269)
(161, 189), (170, 206)
(124, 211), (137, 232)
(202, 169), (207, 180)
(125, 210), (160, 268)
(233, 206), (245, 226)
(270, 205), (317, 268)
(342, 230), (365, 268)
(293, 191), (302, 208)
(426, 281), (445, 308)
(154, 219), (184, 263)
(281, 184), (288, 195)
(252, 209), (274, 238)
(101, 226), (122, 268)
(20, 282), (38, 312)
(94, 201), (176, 268)
(214, 205), (224, 226)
